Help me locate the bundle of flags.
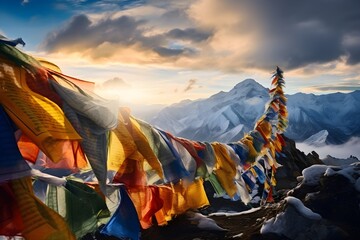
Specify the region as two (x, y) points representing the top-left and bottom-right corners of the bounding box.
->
(0, 37), (288, 240)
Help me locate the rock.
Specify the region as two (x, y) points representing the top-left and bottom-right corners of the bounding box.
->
(289, 163), (360, 238)
(260, 197), (347, 240)
(275, 136), (323, 190)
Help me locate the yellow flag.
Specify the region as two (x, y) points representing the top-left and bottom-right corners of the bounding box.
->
(0, 57), (81, 163)
(130, 117), (164, 179)
(107, 115), (137, 171)
(11, 177), (75, 240)
(211, 142), (237, 197)
(155, 178), (209, 224)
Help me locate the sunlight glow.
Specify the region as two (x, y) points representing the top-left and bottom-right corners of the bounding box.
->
(95, 87), (147, 105)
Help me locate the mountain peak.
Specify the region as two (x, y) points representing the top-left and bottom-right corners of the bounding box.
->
(230, 79), (267, 99)
(233, 79), (260, 89)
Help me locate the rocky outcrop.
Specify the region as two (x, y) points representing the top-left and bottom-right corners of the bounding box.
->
(259, 197), (348, 240)
(289, 163), (360, 239)
(275, 136), (322, 190)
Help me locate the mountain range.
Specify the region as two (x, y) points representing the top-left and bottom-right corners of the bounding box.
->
(147, 79), (360, 145)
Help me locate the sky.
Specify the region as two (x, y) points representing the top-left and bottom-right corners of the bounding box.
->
(1, 0), (360, 105)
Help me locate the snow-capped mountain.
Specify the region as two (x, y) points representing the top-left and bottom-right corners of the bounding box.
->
(150, 79), (268, 142)
(286, 91), (360, 144)
(149, 79), (360, 144)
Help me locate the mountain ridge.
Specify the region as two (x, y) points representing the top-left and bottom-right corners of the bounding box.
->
(150, 79), (268, 142)
(150, 79), (360, 145)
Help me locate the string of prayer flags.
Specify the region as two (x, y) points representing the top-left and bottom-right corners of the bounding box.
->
(0, 37), (290, 238)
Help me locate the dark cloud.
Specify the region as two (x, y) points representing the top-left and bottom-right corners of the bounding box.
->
(346, 45), (360, 65)
(178, 0), (359, 70)
(160, 9), (192, 27)
(312, 85), (360, 92)
(154, 46), (196, 57)
(184, 79), (197, 92)
(344, 33), (360, 65)
(42, 13), (208, 60)
(308, 77), (360, 92)
(230, 0), (360, 69)
(153, 47), (185, 57)
(167, 28), (211, 42)
(42, 14), (147, 52)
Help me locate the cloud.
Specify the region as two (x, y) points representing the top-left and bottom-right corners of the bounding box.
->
(343, 33), (360, 65)
(41, 0), (360, 73)
(297, 137), (360, 159)
(22, 0), (29, 5)
(42, 14), (147, 52)
(188, 0), (360, 70)
(184, 79), (197, 92)
(167, 28), (211, 42)
(310, 85), (360, 92)
(153, 47), (185, 57)
(42, 12), (210, 63)
(154, 46), (196, 57)
(302, 77), (360, 92)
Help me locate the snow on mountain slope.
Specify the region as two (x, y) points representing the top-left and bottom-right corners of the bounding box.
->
(285, 91), (360, 144)
(150, 79), (268, 142)
(150, 79), (360, 145)
(303, 130), (329, 146)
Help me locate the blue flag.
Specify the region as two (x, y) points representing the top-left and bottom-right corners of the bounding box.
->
(101, 186), (140, 240)
(0, 105), (31, 182)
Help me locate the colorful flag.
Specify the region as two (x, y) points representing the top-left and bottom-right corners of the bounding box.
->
(101, 186), (141, 240)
